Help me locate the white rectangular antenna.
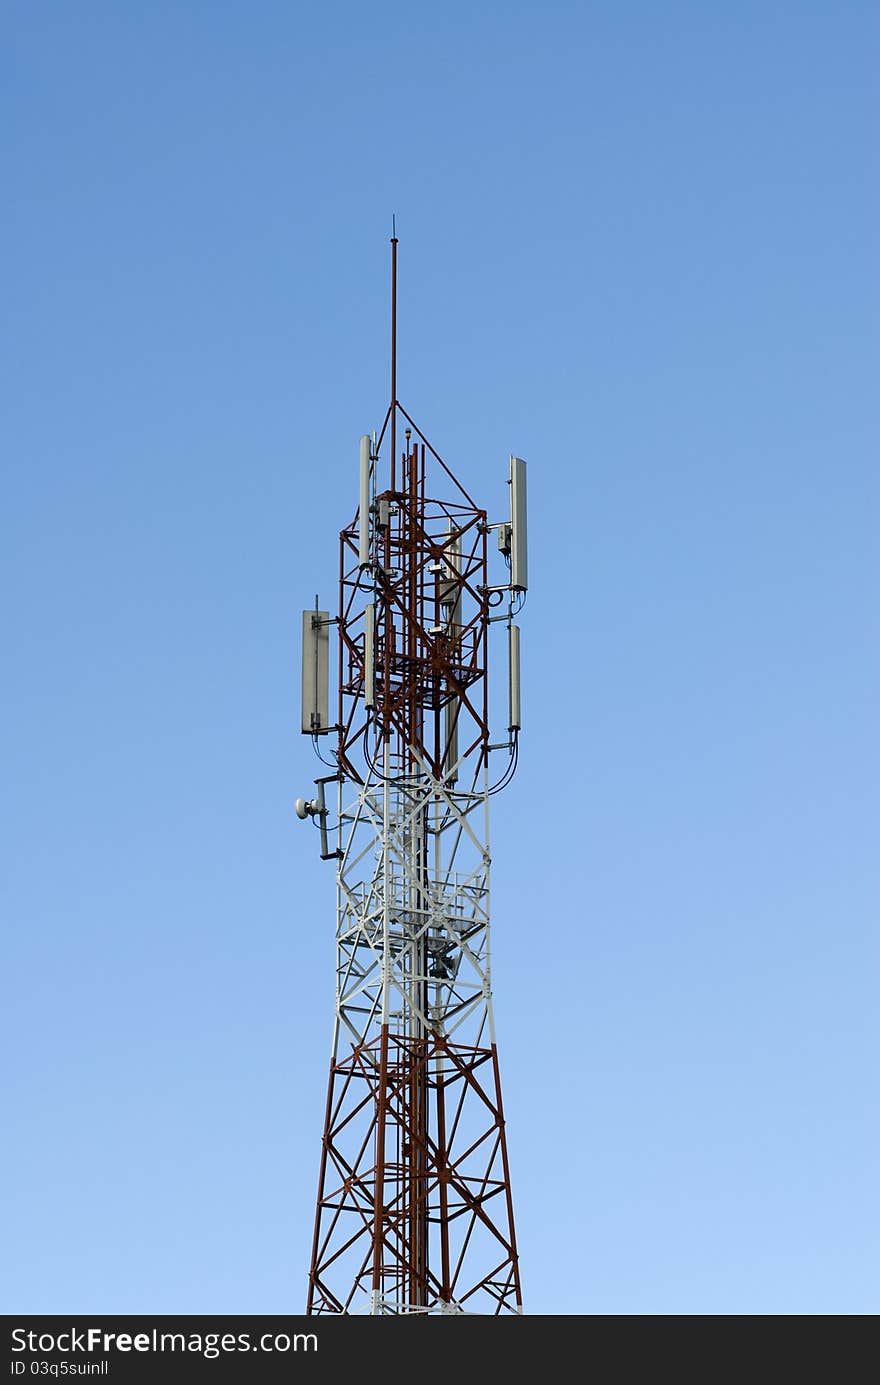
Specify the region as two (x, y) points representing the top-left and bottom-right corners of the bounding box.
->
(508, 623), (521, 731)
(363, 603), (375, 710)
(509, 455), (528, 592)
(358, 434), (372, 567)
(301, 609), (330, 733)
(441, 525), (462, 626)
(445, 696), (459, 784)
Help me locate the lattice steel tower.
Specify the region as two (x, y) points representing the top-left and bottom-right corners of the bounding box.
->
(297, 237), (528, 1315)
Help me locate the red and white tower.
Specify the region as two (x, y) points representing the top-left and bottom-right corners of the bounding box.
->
(298, 238), (528, 1315)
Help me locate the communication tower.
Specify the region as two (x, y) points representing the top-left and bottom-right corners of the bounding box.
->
(297, 237), (528, 1315)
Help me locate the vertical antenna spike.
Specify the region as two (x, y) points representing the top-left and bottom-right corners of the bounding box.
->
(390, 226), (398, 489)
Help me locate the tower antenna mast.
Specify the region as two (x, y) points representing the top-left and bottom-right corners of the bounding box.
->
(298, 236), (529, 1315)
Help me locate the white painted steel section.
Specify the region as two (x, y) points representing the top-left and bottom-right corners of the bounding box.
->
(334, 750), (494, 1082)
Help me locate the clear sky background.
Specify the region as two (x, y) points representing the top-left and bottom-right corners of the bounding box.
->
(2, 2), (876, 1315)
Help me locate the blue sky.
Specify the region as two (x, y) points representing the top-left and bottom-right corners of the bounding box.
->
(2, 2), (877, 1314)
